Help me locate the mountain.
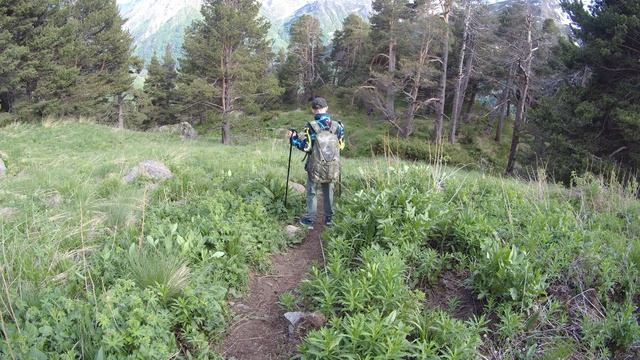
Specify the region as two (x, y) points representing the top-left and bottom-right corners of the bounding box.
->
(118, 0), (202, 61)
(279, 0), (372, 46)
(117, 0), (373, 62)
(487, 0), (570, 25)
(117, 0), (567, 64)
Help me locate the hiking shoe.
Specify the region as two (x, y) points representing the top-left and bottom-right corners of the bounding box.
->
(325, 216), (333, 227)
(299, 217), (314, 229)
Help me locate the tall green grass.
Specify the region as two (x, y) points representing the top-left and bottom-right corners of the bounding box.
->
(1, 119), (638, 358)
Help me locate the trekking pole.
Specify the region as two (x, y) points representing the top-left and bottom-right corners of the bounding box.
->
(337, 167), (342, 199)
(284, 129), (295, 207)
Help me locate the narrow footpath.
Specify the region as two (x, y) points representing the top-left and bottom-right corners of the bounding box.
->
(219, 224), (325, 359)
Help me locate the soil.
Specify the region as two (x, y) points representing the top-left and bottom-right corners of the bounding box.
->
(423, 269), (483, 321)
(218, 222), (325, 360)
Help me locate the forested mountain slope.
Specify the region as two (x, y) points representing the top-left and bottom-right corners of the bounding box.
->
(117, 0), (565, 61)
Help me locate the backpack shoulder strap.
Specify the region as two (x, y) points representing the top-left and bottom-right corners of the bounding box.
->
(309, 120), (322, 134)
(328, 121), (338, 134)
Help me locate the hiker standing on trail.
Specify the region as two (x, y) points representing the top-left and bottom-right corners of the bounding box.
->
(288, 97), (345, 229)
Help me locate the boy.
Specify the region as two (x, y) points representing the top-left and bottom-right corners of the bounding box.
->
(289, 97), (345, 229)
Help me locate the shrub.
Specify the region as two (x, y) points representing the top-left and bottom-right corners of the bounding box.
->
(300, 310), (414, 359)
(471, 241), (546, 308)
(302, 246), (422, 317)
(582, 303), (640, 354)
(171, 281), (227, 355)
(1, 290), (99, 359)
(411, 310), (487, 358)
(96, 280), (176, 359)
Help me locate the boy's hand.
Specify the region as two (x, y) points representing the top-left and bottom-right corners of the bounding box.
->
(287, 130), (297, 139)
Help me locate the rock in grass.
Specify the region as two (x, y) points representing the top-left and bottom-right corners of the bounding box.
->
(0, 208), (17, 220)
(155, 122), (197, 140)
(284, 312), (305, 327)
(285, 312), (327, 339)
(285, 225), (301, 238)
(123, 160), (172, 184)
(43, 191), (63, 208)
(288, 182), (305, 194)
(0, 158), (6, 178)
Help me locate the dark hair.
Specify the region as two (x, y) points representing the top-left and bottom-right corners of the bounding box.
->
(310, 97), (328, 110)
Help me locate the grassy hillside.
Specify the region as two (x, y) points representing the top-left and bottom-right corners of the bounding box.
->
(1, 121), (639, 358)
(0, 121), (308, 358)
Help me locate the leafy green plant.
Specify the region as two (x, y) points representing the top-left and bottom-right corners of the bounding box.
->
(302, 246), (422, 318)
(0, 290), (99, 359)
(278, 292), (299, 312)
(96, 280), (176, 358)
(471, 241), (545, 308)
(582, 303), (640, 354)
(300, 310), (414, 359)
(411, 310), (487, 358)
(171, 281), (227, 354)
(496, 305), (525, 341)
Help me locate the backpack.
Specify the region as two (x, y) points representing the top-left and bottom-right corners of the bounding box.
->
(308, 120), (340, 183)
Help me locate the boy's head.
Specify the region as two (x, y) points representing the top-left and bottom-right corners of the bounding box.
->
(311, 97), (328, 114)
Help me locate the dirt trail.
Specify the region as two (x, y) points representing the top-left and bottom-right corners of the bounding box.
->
(219, 225), (325, 359)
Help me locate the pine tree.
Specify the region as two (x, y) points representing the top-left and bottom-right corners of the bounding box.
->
(144, 46), (178, 127)
(144, 52), (164, 126)
(161, 45), (178, 112)
(529, 0), (640, 180)
(330, 15), (371, 87)
(180, 0), (281, 144)
(0, 0), (66, 117)
(0, 0), (135, 123)
(70, 0), (135, 124)
(280, 15), (325, 103)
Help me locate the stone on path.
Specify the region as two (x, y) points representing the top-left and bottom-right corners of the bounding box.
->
(285, 225), (301, 238)
(123, 160), (172, 184)
(284, 312), (327, 339)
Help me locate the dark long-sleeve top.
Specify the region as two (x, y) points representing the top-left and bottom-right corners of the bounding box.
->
(290, 113), (345, 153)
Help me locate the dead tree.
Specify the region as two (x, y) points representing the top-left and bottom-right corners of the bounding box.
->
(505, 13), (537, 175)
(449, 0), (474, 144)
(433, 0), (452, 143)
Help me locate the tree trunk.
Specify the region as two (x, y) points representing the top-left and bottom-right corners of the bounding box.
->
(505, 14), (534, 176)
(0, 92), (14, 113)
(220, 45), (233, 145)
(402, 102), (417, 139)
(117, 94), (125, 129)
(402, 35), (430, 139)
(495, 65), (515, 143)
(462, 82), (477, 123)
(434, 4), (451, 143)
(386, 39), (397, 117)
(449, 1), (472, 144)
(460, 40), (476, 122)
(221, 115), (231, 145)
(505, 99), (522, 175)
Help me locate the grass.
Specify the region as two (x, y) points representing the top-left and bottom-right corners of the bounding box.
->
(297, 160), (640, 359)
(0, 119), (307, 358)
(1, 118), (639, 359)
